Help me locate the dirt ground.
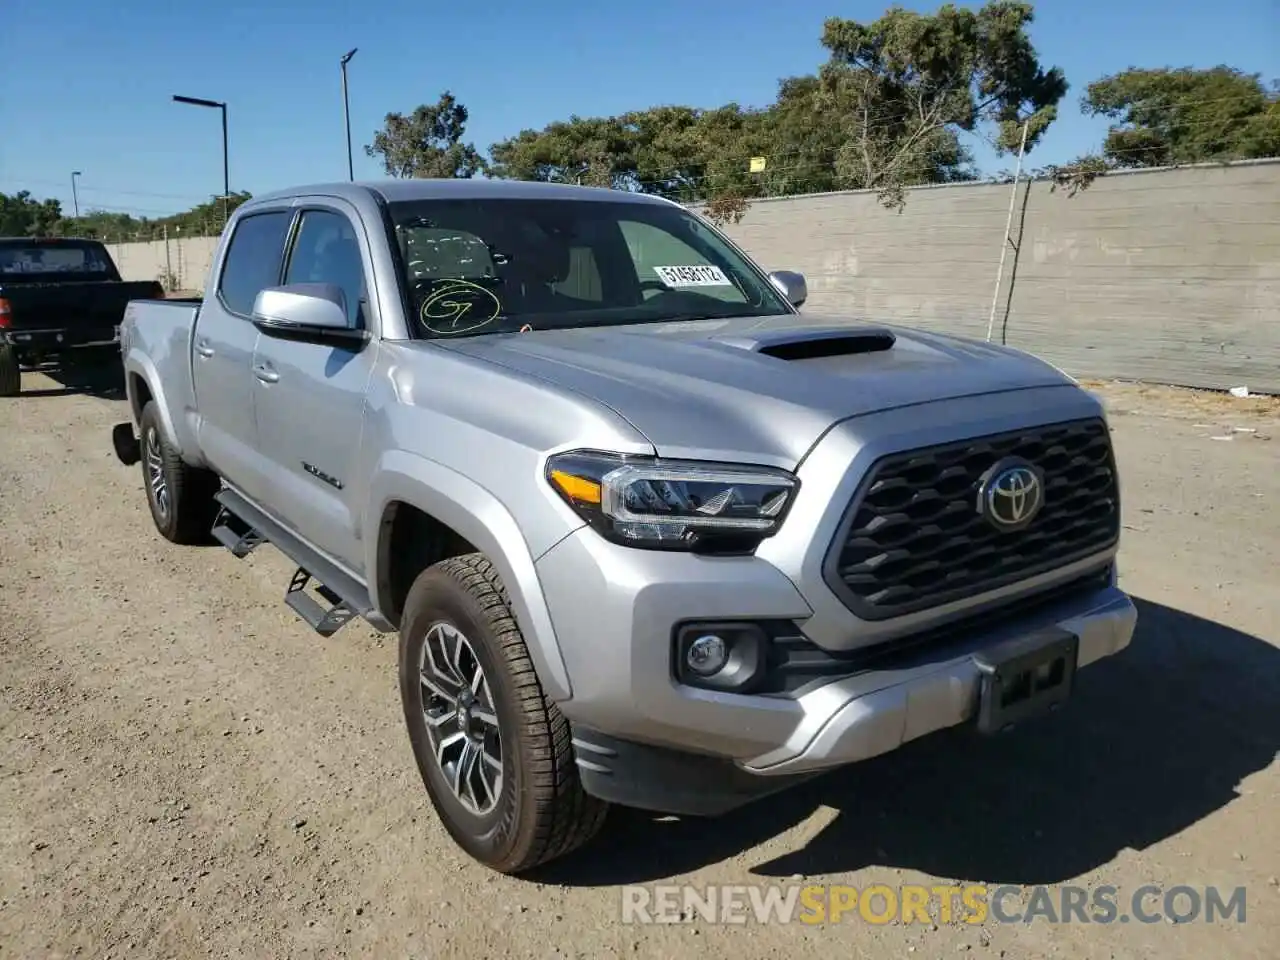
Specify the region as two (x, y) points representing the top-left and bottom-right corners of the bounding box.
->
(2, 362), (1277, 960)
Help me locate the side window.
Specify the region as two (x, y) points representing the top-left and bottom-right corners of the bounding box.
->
(284, 210), (368, 327)
(619, 220), (748, 304)
(217, 211), (292, 316)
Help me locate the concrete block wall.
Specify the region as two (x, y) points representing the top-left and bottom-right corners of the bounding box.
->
(106, 160), (1280, 392)
(710, 159), (1280, 394)
(110, 234), (220, 294)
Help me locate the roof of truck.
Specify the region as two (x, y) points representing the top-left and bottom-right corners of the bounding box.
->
(250, 178), (677, 207)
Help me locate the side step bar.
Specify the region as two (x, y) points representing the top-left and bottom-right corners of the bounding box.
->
(211, 506), (265, 558)
(212, 487), (377, 638)
(285, 568), (358, 637)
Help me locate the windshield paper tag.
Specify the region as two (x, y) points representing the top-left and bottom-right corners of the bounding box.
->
(653, 264), (732, 287)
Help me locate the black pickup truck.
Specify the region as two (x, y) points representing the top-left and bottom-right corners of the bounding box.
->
(0, 237), (162, 396)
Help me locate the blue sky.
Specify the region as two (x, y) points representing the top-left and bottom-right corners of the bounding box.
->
(2, 0), (1276, 219)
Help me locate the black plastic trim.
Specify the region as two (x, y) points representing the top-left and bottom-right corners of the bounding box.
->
(570, 726), (818, 816)
(759, 564), (1113, 698)
(251, 317), (369, 349)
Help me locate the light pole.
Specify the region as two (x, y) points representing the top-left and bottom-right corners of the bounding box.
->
(340, 48), (358, 181)
(172, 94), (230, 225)
(71, 171), (82, 217)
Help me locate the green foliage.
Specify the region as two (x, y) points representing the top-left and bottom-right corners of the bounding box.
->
(1083, 66), (1280, 168)
(1033, 154), (1113, 197)
(365, 92), (487, 179)
(819, 0), (1065, 207)
(486, 0), (1062, 218)
(0, 190), (251, 241)
(0, 191), (63, 237)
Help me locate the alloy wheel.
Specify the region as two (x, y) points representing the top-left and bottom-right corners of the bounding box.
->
(144, 427), (170, 521)
(419, 622), (504, 816)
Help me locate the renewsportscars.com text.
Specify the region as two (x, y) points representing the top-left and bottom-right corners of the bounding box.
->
(620, 883), (1248, 926)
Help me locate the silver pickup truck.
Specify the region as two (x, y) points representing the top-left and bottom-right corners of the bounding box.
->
(110, 179), (1136, 874)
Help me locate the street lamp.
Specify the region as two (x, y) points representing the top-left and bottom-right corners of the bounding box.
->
(71, 171), (82, 218)
(172, 94), (230, 225)
(340, 48), (358, 181)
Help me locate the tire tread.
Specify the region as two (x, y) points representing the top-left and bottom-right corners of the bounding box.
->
(0, 345), (20, 397)
(422, 553), (607, 872)
(139, 401), (220, 544)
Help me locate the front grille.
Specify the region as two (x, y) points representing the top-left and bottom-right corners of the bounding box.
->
(826, 418), (1120, 621)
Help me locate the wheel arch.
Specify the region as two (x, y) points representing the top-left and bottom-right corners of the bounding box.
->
(123, 351), (187, 457)
(367, 451), (573, 701)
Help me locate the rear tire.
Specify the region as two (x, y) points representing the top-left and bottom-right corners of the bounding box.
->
(138, 400), (220, 544)
(399, 553), (608, 874)
(0, 345), (20, 397)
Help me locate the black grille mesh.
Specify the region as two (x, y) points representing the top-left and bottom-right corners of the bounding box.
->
(827, 418), (1119, 620)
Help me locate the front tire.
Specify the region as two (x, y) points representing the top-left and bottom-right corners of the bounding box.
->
(0, 345), (20, 397)
(399, 553), (608, 874)
(138, 400), (220, 544)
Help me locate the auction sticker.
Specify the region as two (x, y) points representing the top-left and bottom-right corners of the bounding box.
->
(653, 264), (733, 287)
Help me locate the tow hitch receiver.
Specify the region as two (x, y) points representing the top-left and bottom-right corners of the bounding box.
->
(111, 422), (141, 466)
(972, 627), (1078, 734)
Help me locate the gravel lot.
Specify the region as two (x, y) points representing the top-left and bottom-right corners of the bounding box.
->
(2, 360), (1277, 959)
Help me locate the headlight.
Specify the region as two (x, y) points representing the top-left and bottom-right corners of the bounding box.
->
(545, 450), (798, 552)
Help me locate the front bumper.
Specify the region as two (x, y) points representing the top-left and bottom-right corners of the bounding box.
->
(739, 583), (1135, 775)
(562, 577), (1135, 816)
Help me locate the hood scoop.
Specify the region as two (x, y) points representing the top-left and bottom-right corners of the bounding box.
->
(715, 325), (897, 361)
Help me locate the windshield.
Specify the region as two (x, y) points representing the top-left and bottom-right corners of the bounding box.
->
(385, 196), (793, 339)
(0, 241), (114, 277)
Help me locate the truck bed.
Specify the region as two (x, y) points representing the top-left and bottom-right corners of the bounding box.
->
(118, 297), (203, 454)
(0, 237), (161, 357)
(0, 278), (158, 337)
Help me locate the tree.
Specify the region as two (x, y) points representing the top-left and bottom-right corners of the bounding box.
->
(486, 2), (1053, 221)
(819, 0), (1065, 208)
(488, 114), (639, 188)
(1083, 66), (1280, 168)
(486, 105), (774, 224)
(0, 191), (64, 237)
(1, 190), (253, 242)
(365, 92), (487, 179)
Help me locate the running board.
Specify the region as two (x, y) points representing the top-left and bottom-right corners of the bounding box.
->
(212, 488), (376, 637)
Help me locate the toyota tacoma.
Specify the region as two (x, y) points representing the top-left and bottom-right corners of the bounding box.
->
(109, 179), (1136, 874)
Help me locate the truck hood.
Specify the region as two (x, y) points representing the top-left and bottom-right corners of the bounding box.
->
(439, 313), (1074, 467)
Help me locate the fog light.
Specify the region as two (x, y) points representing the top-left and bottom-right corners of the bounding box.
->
(686, 635), (729, 676)
(673, 621), (772, 693)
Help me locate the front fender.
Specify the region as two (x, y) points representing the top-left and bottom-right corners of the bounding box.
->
(365, 450), (575, 701)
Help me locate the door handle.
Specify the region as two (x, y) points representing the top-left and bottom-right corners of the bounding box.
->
(253, 364), (279, 384)
(194, 340), (215, 358)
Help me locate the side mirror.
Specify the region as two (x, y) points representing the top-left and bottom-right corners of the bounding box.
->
(251, 283), (367, 347)
(768, 270), (808, 309)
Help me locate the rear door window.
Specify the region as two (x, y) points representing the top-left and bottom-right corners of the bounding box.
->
(217, 211), (293, 316)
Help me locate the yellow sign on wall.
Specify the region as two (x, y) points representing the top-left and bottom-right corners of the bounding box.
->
(749, 157), (767, 173)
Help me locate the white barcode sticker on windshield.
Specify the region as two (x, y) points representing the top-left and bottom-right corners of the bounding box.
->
(653, 264), (732, 287)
